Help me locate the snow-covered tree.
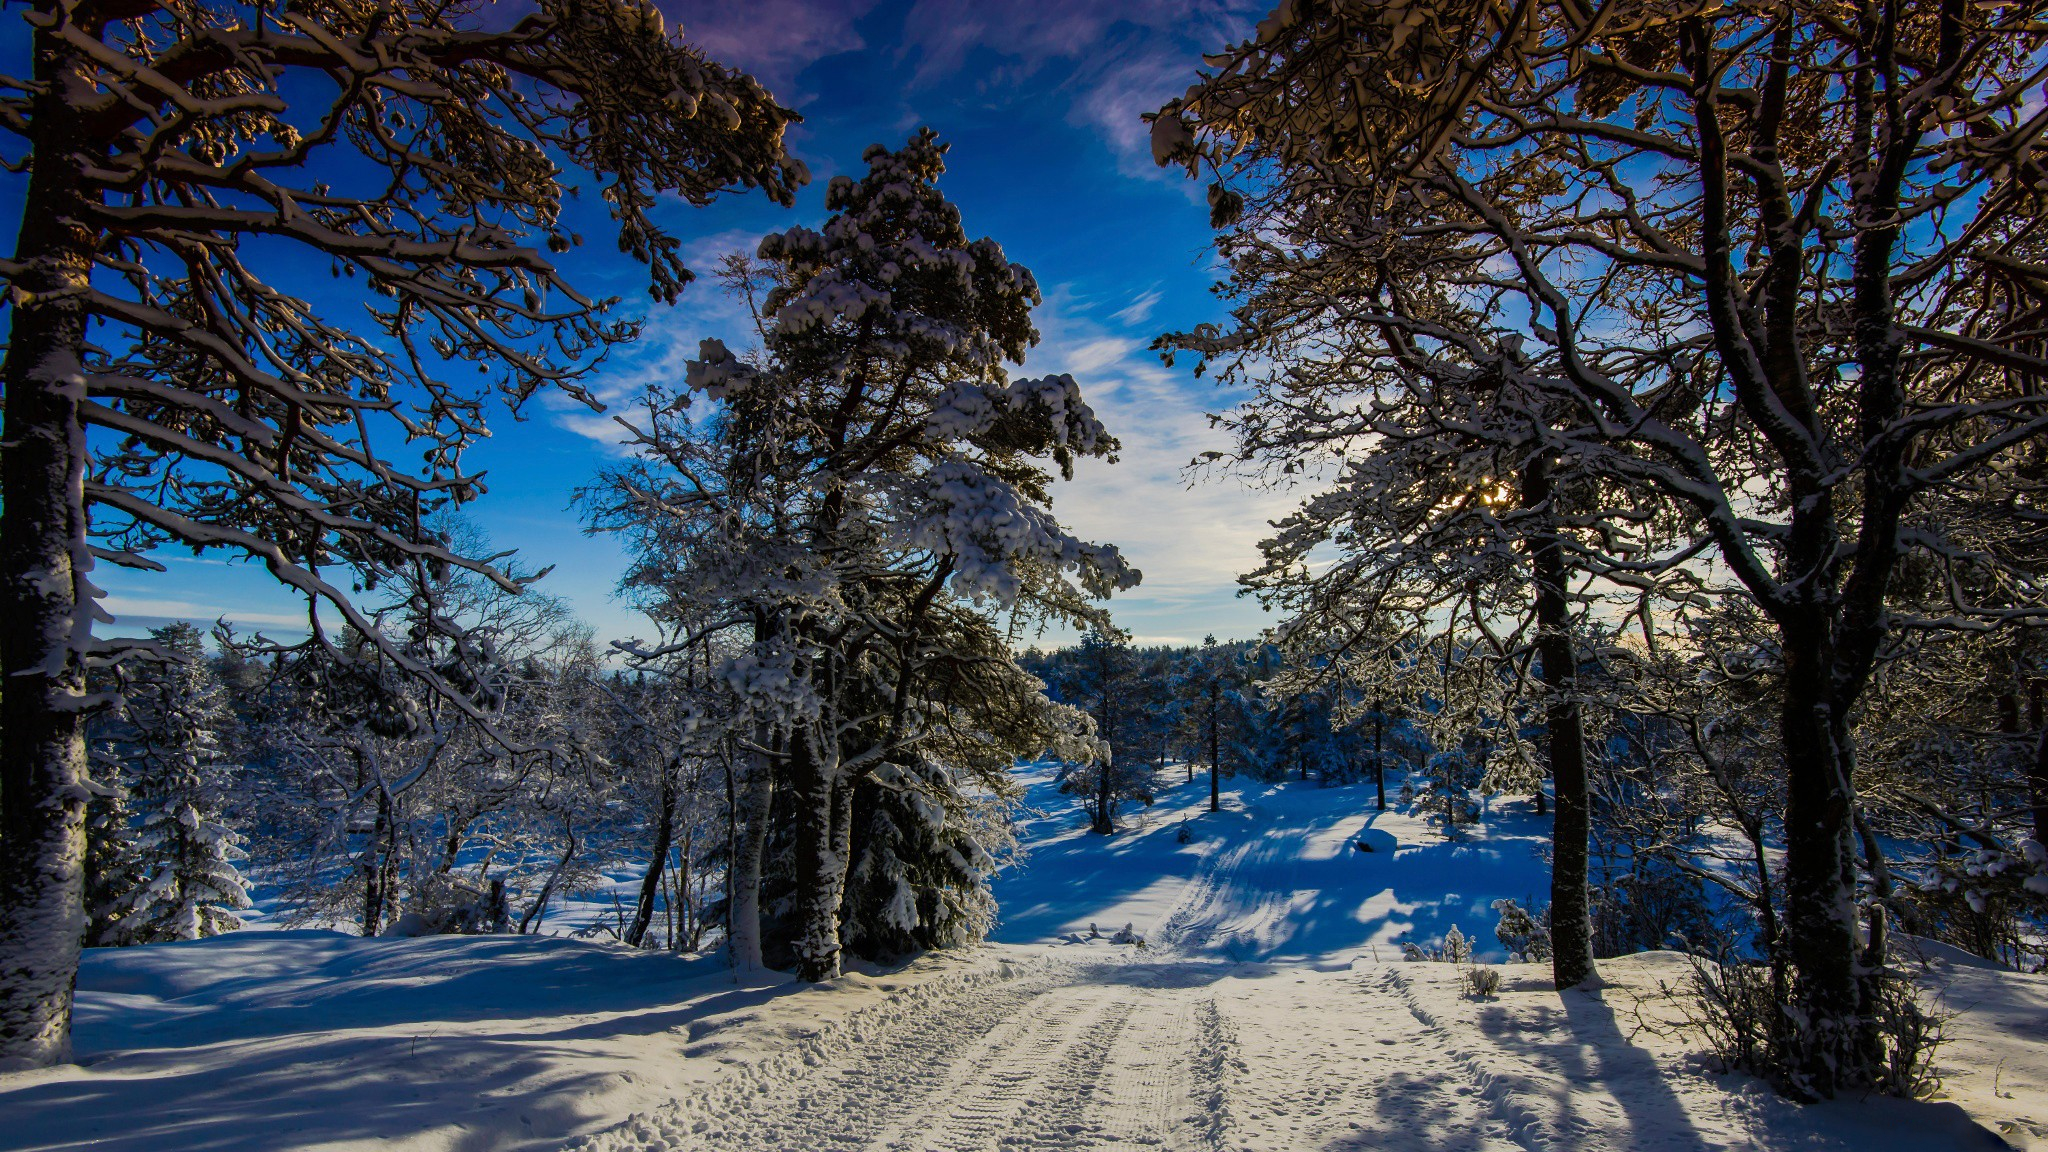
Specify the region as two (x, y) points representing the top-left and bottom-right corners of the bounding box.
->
(1492, 898), (1552, 963)
(113, 625), (251, 942)
(1158, 0), (2048, 1094)
(243, 528), (613, 938)
(1170, 637), (1262, 813)
(80, 751), (147, 949)
(1047, 628), (1158, 833)
(0, 0), (804, 1065)
(586, 130), (1136, 980)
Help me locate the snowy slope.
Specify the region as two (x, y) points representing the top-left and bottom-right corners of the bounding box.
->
(993, 762), (1553, 964)
(0, 766), (2040, 1151)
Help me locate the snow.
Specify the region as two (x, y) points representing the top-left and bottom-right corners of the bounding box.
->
(1, 768), (2040, 1151)
(992, 762), (1551, 966)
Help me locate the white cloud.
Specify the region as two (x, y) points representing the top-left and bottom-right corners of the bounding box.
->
(100, 594), (310, 631)
(1111, 287), (1162, 327)
(1023, 287), (1298, 638)
(543, 263), (764, 455)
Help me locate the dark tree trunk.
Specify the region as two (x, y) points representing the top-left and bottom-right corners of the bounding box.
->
(1208, 682), (1222, 814)
(787, 731), (848, 981)
(1521, 455), (1593, 990)
(1373, 706), (1386, 812)
(2031, 724), (2048, 850)
(361, 790), (395, 937)
(1780, 628), (1874, 1095)
(625, 757), (678, 948)
(728, 615), (779, 973)
(0, 34), (100, 1069)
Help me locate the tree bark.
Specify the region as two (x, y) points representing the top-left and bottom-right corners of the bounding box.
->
(1373, 706), (1386, 812)
(624, 756), (678, 948)
(1521, 455), (1593, 990)
(0, 30), (100, 1070)
(788, 728), (848, 981)
(1208, 682), (1222, 813)
(727, 728), (775, 972)
(1780, 628), (1873, 1096)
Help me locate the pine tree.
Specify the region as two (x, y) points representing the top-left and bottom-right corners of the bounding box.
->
(117, 625), (251, 942)
(81, 753), (147, 948)
(587, 132), (1134, 980)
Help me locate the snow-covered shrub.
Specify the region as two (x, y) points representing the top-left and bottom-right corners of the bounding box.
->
(1590, 855), (1719, 958)
(386, 874), (510, 936)
(1401, 941), (1430, 962)
(1111, 922), (1146, 947)
(1464, 965), (1502, 999)
(1898, 839), (2048, 971)
(1442, 924), (1472, 964)
(1492, 898), (1553, 962)
(1682, 956), (1947, 1102)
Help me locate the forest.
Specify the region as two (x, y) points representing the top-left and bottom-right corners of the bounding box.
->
(2, 0), (2047, 1144)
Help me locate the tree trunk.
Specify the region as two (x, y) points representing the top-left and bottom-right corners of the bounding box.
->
(1095, 749), (1113, 834)
(788, 729), (848, 982)
(517, 821), (580, 935)
(1522, 455), (1593, 990)
(0, 36), (100, 1069)
(624, 756), (677, 948)
(676, 828), (695, 950)
(728, 728), (775, 972)
(1208, 685), (1222, 814)
(1779, 636), (1873, 1097)
(361, 790), (394, 937)
(2031, 724), (2048, 850)
(1373, 706), (1386, 812)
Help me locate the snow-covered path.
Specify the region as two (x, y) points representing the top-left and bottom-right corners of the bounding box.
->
(572, 771), (2028, 1152)
(570, 956), (1230, 1152)
(570, 944), (2021, 1152)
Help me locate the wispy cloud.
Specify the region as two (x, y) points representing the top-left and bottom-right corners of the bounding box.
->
(544, 249), (766, 455)
(897, 0), (1260, 180)
(661, 0), (880, 103)
(673, 0), (1260, 184)
(1111, 286), (1163, 327)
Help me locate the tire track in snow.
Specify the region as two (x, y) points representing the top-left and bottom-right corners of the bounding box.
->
(862, 981), (1125, 1151)
(878, 983), (1138, 1152)
(1085, 989), (1196, 1149)
(570, 960), (1068, 1152)
(1155, 837), (1259, 956)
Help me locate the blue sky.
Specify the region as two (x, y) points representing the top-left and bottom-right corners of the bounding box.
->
(16, 0), (1302, 650)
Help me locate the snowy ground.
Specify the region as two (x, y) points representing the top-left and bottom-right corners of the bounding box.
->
(2, 768), (2042, 1151)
